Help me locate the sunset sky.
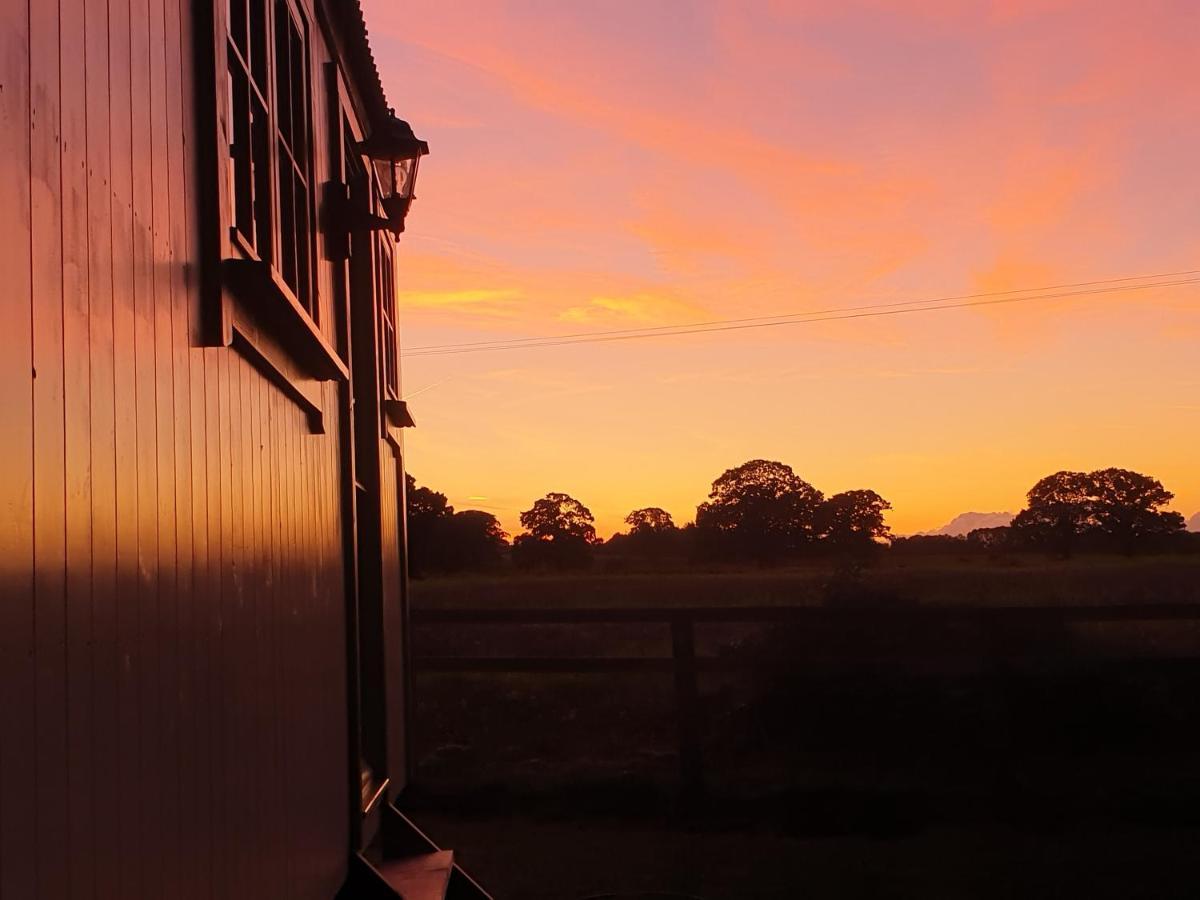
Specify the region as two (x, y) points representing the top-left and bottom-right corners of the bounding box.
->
(361, 0), (1200, 538)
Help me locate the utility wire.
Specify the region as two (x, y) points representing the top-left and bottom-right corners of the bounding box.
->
(403, 272), (1200, 359)
(405, 269), (1200, 353)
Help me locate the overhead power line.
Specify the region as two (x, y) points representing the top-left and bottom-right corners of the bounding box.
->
(407, 269), (1200, 353)
(401, 270), (1200, 359)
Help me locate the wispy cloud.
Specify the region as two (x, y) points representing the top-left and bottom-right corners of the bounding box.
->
(399, 288), (524, 317)
(559, 292), (706, 325)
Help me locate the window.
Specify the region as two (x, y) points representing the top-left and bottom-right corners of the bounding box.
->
(227, 0), (271, 259)
(226, 0), (316, 319)
(376, 234), (398, 400)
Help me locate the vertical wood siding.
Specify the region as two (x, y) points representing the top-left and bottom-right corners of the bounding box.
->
(0, 0), (37, 898)
(0, 0), (368, 896)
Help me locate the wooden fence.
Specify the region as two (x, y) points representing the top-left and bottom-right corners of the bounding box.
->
(411, 603), (1200, 795)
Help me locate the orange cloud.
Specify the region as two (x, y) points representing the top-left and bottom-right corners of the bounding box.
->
(398, 288), (525, 318)
(559, 292), (707, 325)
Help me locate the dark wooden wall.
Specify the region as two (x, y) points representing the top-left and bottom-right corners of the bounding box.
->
(0, 0), (370, 896)
(381, 454), (408, 787)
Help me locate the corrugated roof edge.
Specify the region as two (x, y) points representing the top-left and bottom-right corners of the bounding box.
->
(333, 0), (392, 124)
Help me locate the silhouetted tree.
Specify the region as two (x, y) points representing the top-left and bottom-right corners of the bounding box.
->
(614, 507), (681, 565)
(512, 492), (597, 570)
(435, 510), (509, 572)
(695, 459), (824, 563)
(406, 473), (451, 518)
(1010, 470), (1094, 557)
(890, 533), (967, 556)
(966, 525), (1014, 551)
(816, 489), (892, 550)
(405, 474), (513, 574)
(1089, 468), (1184, 552)
(625, 507), (676, 535)
(405, 473), (453, 577)
(1012, 468), (1184, 556)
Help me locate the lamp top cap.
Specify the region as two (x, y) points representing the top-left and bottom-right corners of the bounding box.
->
(360, 111), (429, 161)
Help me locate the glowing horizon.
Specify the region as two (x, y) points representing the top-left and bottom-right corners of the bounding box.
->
(362, 0), (1200, 540)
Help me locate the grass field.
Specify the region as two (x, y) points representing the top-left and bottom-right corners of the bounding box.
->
(412, 553), (1200, 610)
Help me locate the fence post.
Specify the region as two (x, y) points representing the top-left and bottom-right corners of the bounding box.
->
(671, 615), (705, 799)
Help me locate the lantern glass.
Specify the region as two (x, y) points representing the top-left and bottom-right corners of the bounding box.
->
(393, 156), (418, 201)
(372, 156), (419, 203)
(373, 158), (395, 198)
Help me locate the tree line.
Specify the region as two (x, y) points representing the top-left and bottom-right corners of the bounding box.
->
(405, 462), (1193, 576)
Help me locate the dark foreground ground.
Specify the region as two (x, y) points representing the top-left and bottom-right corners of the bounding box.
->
(414, 806), (1200, 899)
(408, 556), (1200, 898)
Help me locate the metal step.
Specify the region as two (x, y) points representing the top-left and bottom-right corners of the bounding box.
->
(384, 805), (493, 900)
(377, 850), (454, 900)
(337, 805), (493, 900)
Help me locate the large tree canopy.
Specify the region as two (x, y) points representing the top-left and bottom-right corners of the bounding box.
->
(1012, 468), (1183, 554)
(405, 474), (453, 576)
(1089, 467), (1185, 548)
(696, 459), (824, 561)
(436, 510), (509, 572)
(513, 492), (597, 570)
(1010, 470), (1093, 555)
(613, 507), (683, 565)
(406, 472), (452, 520)
(625, 507), (676, 535)
(405, 474), (510, 575)
(519, 492), (598, 543)
(817, 489), (892, 547)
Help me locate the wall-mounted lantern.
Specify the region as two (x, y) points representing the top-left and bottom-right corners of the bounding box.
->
(357, 111), (429, 236)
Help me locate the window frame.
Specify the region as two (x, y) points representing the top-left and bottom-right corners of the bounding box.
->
(216, 0), (348, 401)
(224, 0), (319, 324)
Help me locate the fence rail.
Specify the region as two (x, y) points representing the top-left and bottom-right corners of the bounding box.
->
(414, 603), (1200, 625)
(411, 603), (1200, 795)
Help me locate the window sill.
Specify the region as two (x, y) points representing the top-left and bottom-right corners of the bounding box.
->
(228, 225), (263, 264)
(222, 256), (348, 383)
